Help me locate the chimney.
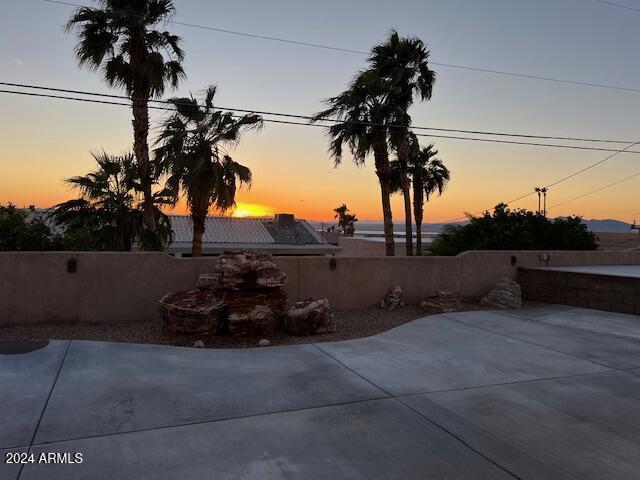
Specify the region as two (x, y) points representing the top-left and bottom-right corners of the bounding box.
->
(274, 213), (295, 229)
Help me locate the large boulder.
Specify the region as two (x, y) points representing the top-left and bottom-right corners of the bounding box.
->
(379, 285), (403, 311)
(421, 290), (463, 313)
(159, 290), (226, 335)
(212, 252), (287, 291)
(284, 298), (336, 336)
(225, 289), (288, 336)
(481, 278), (522, 309)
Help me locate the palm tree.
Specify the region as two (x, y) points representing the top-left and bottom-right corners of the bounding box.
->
(50, 151), (172, 251)
(155, 86), (262, 256)
(313, 70), (396, 255)
(391, 139), (450, 255)
(65, 0), (185, 236)
(333, 204), (358, 236)
(369, 30), (436, 256)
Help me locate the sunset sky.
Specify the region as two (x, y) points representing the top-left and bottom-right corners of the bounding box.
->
(1, 0), (640, 222)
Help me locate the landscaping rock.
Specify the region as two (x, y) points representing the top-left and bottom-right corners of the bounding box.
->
(193, 340), (205, 348)
(159, 290), (226, 335)
(481, 277), (522, 309)
(228, 305), (280, 337)
(258, 339), (271, 347)
(213, 252), (287, 291)
(421, 290), (463, 313)
(284, 298), (336, 336)
(195, 274), (218, 291)
(380, 286), (403, 311)
(225, 290), (288, 336)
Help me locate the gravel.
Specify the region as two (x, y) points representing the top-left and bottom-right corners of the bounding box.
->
(0, 302), (522, 350)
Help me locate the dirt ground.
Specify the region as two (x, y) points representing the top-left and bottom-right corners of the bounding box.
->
(0, 302), (507, 349)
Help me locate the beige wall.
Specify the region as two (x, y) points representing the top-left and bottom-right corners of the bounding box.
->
(337, 237), (411, 256)
(1, 250), (640, 326)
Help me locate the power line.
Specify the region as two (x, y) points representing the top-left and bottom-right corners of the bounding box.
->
(4, 85), (637, 223)
(543, 138), (640, 188)
(4, 87), (640, 154)
(3, 85), (634, 227)
(593, 0), (640, 14)
(434, 137), (640, 226)
(446, 138), (640, 222)
(1, 81), (637, 148)
(43, 0), (640, 95)
(433, 190), (538, 227)
(549, 170), (640, 209)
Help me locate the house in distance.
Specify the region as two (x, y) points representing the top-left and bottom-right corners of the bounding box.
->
(167, 213), (340, 256)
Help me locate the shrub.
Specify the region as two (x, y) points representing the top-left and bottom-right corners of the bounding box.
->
(0, 204), (60, 251)
(430, 204), (598, 256)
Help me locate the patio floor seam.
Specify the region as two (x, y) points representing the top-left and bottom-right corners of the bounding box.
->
(394, 396), (522, 479)
(311, 343), (395, 397)
(394, 368), (628, 399)
(16, 339), (72, 480)
(27, 395), (391, 449)
(493, 308), (640, 344)
(312, 343), (525, 478)
(441, 313), (623, 371)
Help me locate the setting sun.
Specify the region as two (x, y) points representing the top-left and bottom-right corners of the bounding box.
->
(230, 202), (274, 218)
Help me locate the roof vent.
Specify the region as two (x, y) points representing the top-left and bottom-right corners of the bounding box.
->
(275, 213), (295, 230)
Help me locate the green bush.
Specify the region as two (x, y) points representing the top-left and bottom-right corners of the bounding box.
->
(0, 204), (61, 251)
(0, 204), (104, 251)
(430, 204), (598, 256)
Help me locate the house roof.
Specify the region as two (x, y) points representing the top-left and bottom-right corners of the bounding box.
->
(16, 208), (339, 255)
(167, 215), (340, 255)
(170, 216), (275, 245)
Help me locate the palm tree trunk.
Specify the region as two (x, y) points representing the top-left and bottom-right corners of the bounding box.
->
(413, 181), (424, 256)
(191, 208), (206, 257)
(374, 131), (395, 256)
(397, 140), (413, 256)
(131, 84), (157, 237)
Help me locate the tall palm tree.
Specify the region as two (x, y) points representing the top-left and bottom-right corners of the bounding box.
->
(369, 30), (436, 256)
(50, 151), (172, 251)
(313, 70), (396, 256)
(65, 0), (185, 236)
(155, 85), (262, 256)
(391, 139), (450, 255)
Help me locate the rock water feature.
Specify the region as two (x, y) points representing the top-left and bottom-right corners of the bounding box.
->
(160, 252), (334, 338)
(210, 252), (288, 336)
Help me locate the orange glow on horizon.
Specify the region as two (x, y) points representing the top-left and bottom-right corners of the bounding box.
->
(230, 202), (275, 218)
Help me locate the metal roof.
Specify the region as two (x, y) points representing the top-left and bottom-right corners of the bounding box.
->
(167, 215), (340, 255)
(170, 216), (275, 245)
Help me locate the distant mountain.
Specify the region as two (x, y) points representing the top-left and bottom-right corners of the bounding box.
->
(582, 219), (633, 233)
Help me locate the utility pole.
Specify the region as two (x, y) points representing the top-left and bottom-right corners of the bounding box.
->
(534, 187), (549, 216)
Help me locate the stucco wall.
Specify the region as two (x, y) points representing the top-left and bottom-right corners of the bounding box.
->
(337, 237), (410, 256)
(1, 250), (640, 326)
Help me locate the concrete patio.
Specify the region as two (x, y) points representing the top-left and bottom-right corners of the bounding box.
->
(2, 305), (640, 479)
